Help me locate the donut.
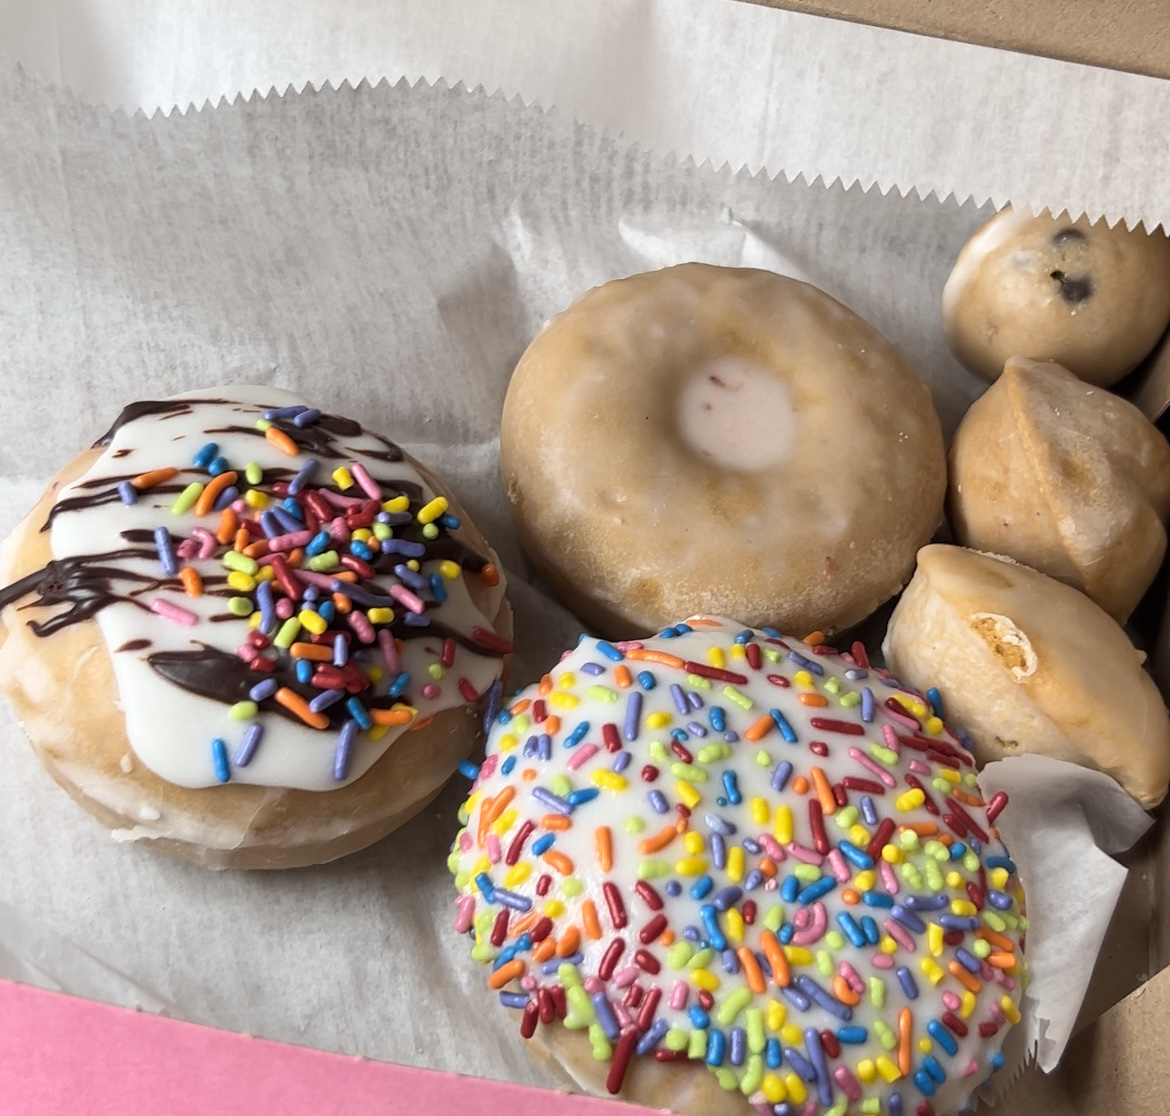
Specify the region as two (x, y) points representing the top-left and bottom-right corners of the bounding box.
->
(948, 356), (1170, 623)
(883, 545), (1170, 809)
(942, 207), (1170, 387)
(0, 387), (512, 869)
(500, 264), (946, 639)
(449, 617), (1026, 1116)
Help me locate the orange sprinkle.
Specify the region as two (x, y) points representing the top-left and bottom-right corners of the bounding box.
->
(952, 787), (986, 808)
(758, 857), (778, 878)
(243, 540), (269, 559)
(798, 693), (829, 708)
(484, 786), (515, 826)
(215, 508), (239, 545)
(371, 708), (414, 726)
(938, 834), (955, 847)
(287, 548), (305, 568)
(638, 825), (678, 855)
(660, 929), (675, 947)
(737, 947), (767, 994)
(409, 715), (434, 732)
(543, 850), (574, 875)
(948, 961), (982, 994)
(760, 930), (789, 987)
(744, 714), (775, 742)
(595, 826), (614, 872)
(987, 952), (1018, 971)
(132, 466), (178, 490)
(488, 959), (525, 990)
(613, 665), (633, 689)
(976, 927), (1015, 953)
(532, 939), (556, 963)
(582, 899), (602, 941)
(476, 795), (495, 848)
(810, 766), (836, 815)
(834, 976), (860, 1007)
(540, 814), (571, 831)
(791, 775), (810, 795)
(480, 563), (501, 587)
(333, 570), (358, 583)
(842, 888), (860, 905)
(290, 641), (333, 661)
(625, 649), (685, 668)
(265, 426), (299, 456)
(686, 618), (723, 627)
(520, 768), (537, 782)
(900, 822), (939, 837)
(545, 715), (562, 736)
(179, 567), (203, 598)
(510, 911), (538, 938)
(539, 674), (553, 697)
(803, 630), (825, 647)
(332, 592), (352, 614)
(898, 1007), (913, 1076)
(556, 926), (581, 957)
(233, 527), (250, 553)
(510, 699), (531, 716)
(274, 687), (329, 729)
(193, 470), (238, 516)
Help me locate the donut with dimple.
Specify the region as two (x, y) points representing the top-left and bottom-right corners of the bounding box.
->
(500, 264), (947, 639)
(0, 387), (512, 868)
(450, 617), (1026, 1116)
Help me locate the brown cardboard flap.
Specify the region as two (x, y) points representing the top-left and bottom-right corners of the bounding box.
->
(975, 1063), (1076, 1116)
(743, 0), (1170, 80)
(1132, 326), (1170, 421)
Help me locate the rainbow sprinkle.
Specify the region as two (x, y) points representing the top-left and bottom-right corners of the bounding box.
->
(449, 618), (1026, 1116)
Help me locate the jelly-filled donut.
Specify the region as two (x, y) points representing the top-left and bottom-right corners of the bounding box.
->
(450, 617), (1026, 1116)
(942, 207), (1170, 387)
(500, 264), (946, 639)
(0, 387), (512, 869)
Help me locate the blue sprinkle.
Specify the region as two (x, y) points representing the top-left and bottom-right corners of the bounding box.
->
(566, 787), (600, 806)
(797, 877), (837, 904)
(923, 1054), (946, 1083)
(862, 891), (894, 909)
(674, 623), (692, 635)
(117, 480), (137, 505)
(839, 841), (874, 870)
(987, 856), (1016, 874)
(207, 456), (230, 476)
(388, 673), (411, 699)
(861, 916), (880, 944)
(193, 442), (219, 468)
(233, 724), (263, 768)
(770, 708), (797, 743)
(949, 842), (968, 861)
(457, 760), (480, 780)
(531, 833), (555, 856)
(690, 875), (714, 900)
(836, 1026), (867, 1044)
(991, 1050), (1005, 1070)
(565, 721), (590, 748)
(306, 531), (331, 556)
(778, 923), (794, 945)
(596, 640), (623, 661)
(836, 912), (866, 947)
(700, 905), (727, 950)
(914, 1070), (937, 1097)
(781, 875), (800, 903)
(474, 872), (495, 902)
(318, 601), (335, 624)
(345, 697), (372, 731)
(766, 1037), (783, 1068)
(926, 687), (944, 717)
(689, 1006), (710, 1029)
(709, 707), (726, 732)
(706, 1030), (726, 1066)
(637, 670), (656, 690)
(428, 573), (447, 603)
(295, 659), (313, 684)
(500, 755), (516, 776)
(660, 627), (677, 639)
(722, 770), (742, 805)
(927, 1021), (958, 1056)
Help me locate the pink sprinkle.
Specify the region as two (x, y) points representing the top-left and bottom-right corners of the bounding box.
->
(347, 610), (376, 644)
(613, 1003), (633, 1029)
(787, 842), (823, 865)
(519, 975), (537, 991)
(881, 724), (900, 752)
(668, 981), (688, 1011)
(191, 526), (218, 559)
(963, 1059), (980, 1078)
(838, 962), (865, 993)
(880, 859), (900, 894)
(175, 538), (199, 560)
(378, 629), (400, 675)
(350, 463), (382, 500)
(751, 1103), (773, 1116)
(422, 683), (441, 700)
(996, 972), (1016, 991)
(389, 584), (425, 614)
(268, 530), (314, 552)
(486, 834), (501, 864)
(883, 918), (916, 953)
(293, 569), (337, 590)
(848, 747), (898, 787)
(884, 703), (920, 731)
(612, 967), (639, 988)
(583, 977), (604, 995)
(480, 755), (498, 779)
(827, 850), (851, 882)
(757, 834), (785, 860)
(790, 901), (828, 945)
(763, 878), (778, 891)
(321, 489), (364, 509)
(614, 641), (644, 651)
(275, 598), (294, 620)
(833, 1067), (862, 1101)
(458, 832), (472, 853)
(942, 991), (961, 1010)
(991, 1003), (1007, 1024)
(566, 743), (600, 772)
(327, 516), (350, 541)
(149, 599), (197, 626)
(230, 498), (248, 513)
(871, 953), (894, 969)
(908, 759), (931, 776)
(454, 894), (475, 933)
(236, 643), (259, 663)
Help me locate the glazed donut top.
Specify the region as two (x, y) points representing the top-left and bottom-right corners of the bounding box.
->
(450, 618), (1025, 1116)
(0, 388), (510, 792)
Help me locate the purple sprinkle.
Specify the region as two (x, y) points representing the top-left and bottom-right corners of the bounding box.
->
(402, 611), (431, 628)
(581, 662), (605, 675)
(788, 651), (823, 676)
(393, 563), (429, 593)
(744, 869), (764, 890)
(723, 731), (739, 743)
(287, 458), (319, 495)
(634, 1018), (668, 1056)
(988, 889), (1014, 910)
(686, 721), (708, 738)
(664, 881), (682, 897)
(728, 1025), (746, 1065)
(804, 1025), (834, 1106)
(896, 966), (919, 1000)
(612, 750), (632, 773)
(249, 678), (279, 702)
(309, 688), (346, 713)
(861, 687), (876, 723)
(259, 511), (281, 539)
(624, 691), (643, 741)
(271, 506), (301, 534)
(233, 723), (263, 767)
(705, 814), (736, 836)
(213, 484), (239, 510)
(333, 633), (348, 667)
(711, 833), (727, 869)
(292, 408), (321, 427)
(380, 538), (425, 558)
(687, 690), (703, 711)
(481, 679), (503, 736)
(537, 733), (552, 761)
(670, 684), (690, 715)
(499, 991), (529, 1009)
(262, 406), (306, 421)
(742, 837), (762, 854)
(531, 786), (573, 815)
(493, 888), (533, 912)
(118, 481), (137, 505)
(153, 526), (177, 577)
(771, 761), (793, 791)
(592, 993), (620, 1040)
(648, 790), (668, 814)
(333, 720), (358, 780)
(861, 795), (879, 826)
(713, 886), (743, 911)
(256, 579), (275, 631)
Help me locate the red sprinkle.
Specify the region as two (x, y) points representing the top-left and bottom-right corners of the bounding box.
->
(697, 990), (715, 1012)
(917, 1104), (935, 1116)
(531, 699), (547, 723)
(966, 881), (984, 911)
(808, 799), (830, 855)
(943, 813), (968, 839)
(634, 880), (664, 911)
(441, 638), (457, 669)
(529, 917), (553, 943)
(943, 930), (964, 947)
(641, 765), (659, 783)
(832, 782), (848, 808)
(654, 1050), (689, 1062)
(745, 642), (762, 670)
(633, 949), (662, 975)
(598, 938), (626, 981)
(603, 882), (628, 929)
(550, 985), (568, 1020)
(670, 741), (694, 763)
(843, 776), (885, 794)
(636, 986), (662, 1029)
(535, 874), (552, 897)
(884, 697), (920, 728)
(809, 718), (864, 735)
(458, 677), (478, 702)
(766, 674), (791, 688)
(490, 909), (509, 947)
(520, 1000), (539, 1039)
(850, 641), (870, 668)
(639, 914), (668, 944)
(538, 987), (555, 1025)
(471, 626), (513, 655)
(682, 661), (748, 684)
(602, 724), (622, 753)
(623, 984), (644, 1009)
(986, 790), (1009, 824)
(810, 741), (829, 757)
(978, 1021), (999, 1037)
(865, 818), (896, 861)
(606, 1028), (638, 1094)
(946, 796), (990, 842)
(742, 899), (757, 925)
(505, 820), (535, 865)
(339, 555), (376, 579)
(819, 1029), (841, 1058)
(942, 1012), (969, 1037)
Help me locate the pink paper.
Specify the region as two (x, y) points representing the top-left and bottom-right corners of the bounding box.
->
(0, 979), (659, 1116)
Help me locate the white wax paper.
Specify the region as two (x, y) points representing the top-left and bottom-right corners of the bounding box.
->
(0, 0), (1168, 230)
(0, 58), (1152, 1103)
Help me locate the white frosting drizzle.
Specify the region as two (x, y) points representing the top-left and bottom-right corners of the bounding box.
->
(41, 387), (507, 792)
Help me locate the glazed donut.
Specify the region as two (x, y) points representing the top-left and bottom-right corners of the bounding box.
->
(0, 387), (512, 869)
(500, 264), (946, 639)
(450, 616), (1026, 1116)
(942, 207), (1170, 387)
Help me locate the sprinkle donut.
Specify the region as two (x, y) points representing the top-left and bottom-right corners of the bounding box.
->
(500, 264), (947, 638)
(450, 617), (1025, 1116)
(0, 387), (512, 868)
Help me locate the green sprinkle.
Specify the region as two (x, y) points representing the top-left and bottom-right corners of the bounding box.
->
(963, 851), (980, 872)
(668, 942), (694, 969)
(900, 829), (920, 850)
(222, 550), (258, 575)
(274, 617), (302, 649)
(665, 1028), (689, 1052)
(585, 685), (617, 704)
(672, 762), (707, 781)
(932, 777), (951, 793)
(688, 1029), (708, 1060)
(686, 674), (713, 690)
(560, 878), (585, 898)
(963, 772), (978, 786)
(244, 461), (263, 485)
(372, 522), (392, 541)
(834, 806), (859, 830)
(793, 864), (822, 882)
(229, 701), (258, 721)
(255, 418), (272, 431)
(764, 904), (785, 932)
(869, 744), (899, 765)
(565, 987), (594, 1028)
(745, 1008), (766, 1054)
(863, 1101), (882, 1115)
(650, 741), (669, 763)
(815, 950), (834, 977)
(688, 948), (715, 971)
(824, 930), (845, 951)
(171, 482), (204, 515)
(869, 976), (885, 1007)
(306, 551), (339, 571)
(422, 522), (439, 539)
(762, 647), (781, 663)
(473, 910), (494, 935)
(925, 862), (945, 892)
(625, 816), (645, 834)
(588, 1023), (611, 1061)
(550, 773), (572, 798)
(873, 1019), (896, 1050)
(924, 840), (949, 861)
(838, 690), (861, 708)
(427, 662), (445, 680)
(900, 864), (924, 889)
(470, 941), (494, 963)
(511, 714), (531, 735)
(722, 685), (753, 710)
(715, 987), (753, 1027)
(1003, 913), (1019, 930)
(754, 749), (772, 766)
(824, 1100), (848, 1116)
(714, 1067), (738, 1091)
(1018, 916), (1028, 931)
(972, 939), (991, 959)
(558, 963), (582, 990)
(227, 596), (254, 616)
(697, 744), (725, 764)
(638, 860), (671, 879)
(738, 1053), (764, 1095)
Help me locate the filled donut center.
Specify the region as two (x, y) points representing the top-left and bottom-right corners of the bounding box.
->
(676, 357), (796, 471)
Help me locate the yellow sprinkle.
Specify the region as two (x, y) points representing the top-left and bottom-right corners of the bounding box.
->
(255, 566), (275, 582)
(366, 723), (388, 741)
(875, 1056), (901, 1083)
(299, 610), (328, 635)
(920, 958), (946, 985)
(783, 946), (813, 966)
(765, 1000), (787, 1032)
(367, 607), (394, 624)
(471, 855), (491, 877)
(749, 797), (769, 826)
(761, 1074), (786, 1104)
(950, 899), (978, 917)
(1002, 996), (1022, 1024)
(918, 1038), (933, 1054)
(646, 711), (673, 729)
(504, 863), (532, 888)
(674, 857), (709, 876)
(727, 845), (745, 883)
(244, 488), (269, 509)
(925, 715), (944, 735)
(676, 781), (702, 809)
(690, 969), (721, 992)
(708, 646), (727, 668)
(882, 845), (904, 864)
(774, 804), (793, 845)
(938, 767), (961, 784)
(729, 643), (747, 661)
(793, 670), (815, 689)
(853, 870), (876, 892)
(856, 1059), (877, 1084)
(226, 571), (257, 592)
(683, 830), (704, 855)
(892, 693), (928, 719)
(417, 496), (449, 524)
(547, 691), (580, 709)
(780, 1024), (804, 1047)
(851, 825), (874, 848)
(725, 907), (745, 946)
(543, 900), (566, 918)
(382, 495), (410, 513)
(990, 867), (1009, 889)
(592, 771), (628, 793)
(960, 991), (977, 1019)
(928, 923), (944, 958)
(895, 789), (925, 811)
(785, 1073), (808, 1105)
(945, 871), (964, 889)
(437, 559), (460, 580)
(332, 466), (354, 490)
(499, 733), (519, 753)
(557, 672), (576, 690)
(879, 937), (898, 955)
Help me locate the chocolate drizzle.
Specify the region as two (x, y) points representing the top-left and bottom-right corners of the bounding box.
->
(94, 397), (233, 447)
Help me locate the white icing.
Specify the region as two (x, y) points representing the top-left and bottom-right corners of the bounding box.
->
(45, 387), (507, 792)
(452, 618), (1025, 1115)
